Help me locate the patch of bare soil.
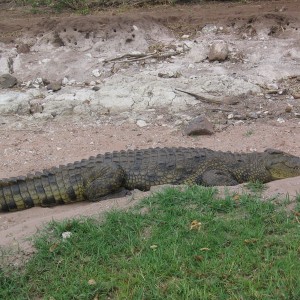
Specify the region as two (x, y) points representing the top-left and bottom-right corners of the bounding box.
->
(0, 0), (300, 259)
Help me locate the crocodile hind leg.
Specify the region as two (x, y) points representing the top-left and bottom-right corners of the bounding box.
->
(83, 162), (126, 201)
(201, 169), (238, 186)
(184, 160), (239, 186)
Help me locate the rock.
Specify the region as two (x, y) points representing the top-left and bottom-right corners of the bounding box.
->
(0, 74), (17, 88)
(247, 112), (258, 119)
(184, 115), (214, 136)
(174, 120), (183, 126)
(208, 41), (229, 62)
(16, 43), (30, 54)
(181, 34), (190, 39)
(92, 86), (100, 91)
(29, 101), (43, 114)
(285, 105), (293, 113)
(47, 81), (62, 92)
(42, 78), (50, 85)
(92, 69), (101, 77)
(158, 71), (181, 78)
(266, 83), (279, 90)
(292, 92), (300, 99)
(136, 120), (147, 127)
(31, 77), (44, 88)
(0, 91), (30, 115)
(201, 24), (218, 34)
(62, 77), (69, 85)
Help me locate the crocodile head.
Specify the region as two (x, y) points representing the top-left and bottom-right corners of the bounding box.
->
(264, 149), (300, 180)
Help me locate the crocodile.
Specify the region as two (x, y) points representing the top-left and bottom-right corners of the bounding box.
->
(1, 147), (300, 212)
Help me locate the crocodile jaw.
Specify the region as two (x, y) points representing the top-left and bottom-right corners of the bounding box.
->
(268, 158), (300, 180)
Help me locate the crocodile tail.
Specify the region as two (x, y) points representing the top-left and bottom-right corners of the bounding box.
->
(0, 167), (85, 212)
(0, 175), (43, 212)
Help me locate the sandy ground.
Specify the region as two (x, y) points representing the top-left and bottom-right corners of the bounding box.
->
(0, 0), (300, 259)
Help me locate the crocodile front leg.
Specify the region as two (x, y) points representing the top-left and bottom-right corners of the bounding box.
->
(83, 162), (126, 201)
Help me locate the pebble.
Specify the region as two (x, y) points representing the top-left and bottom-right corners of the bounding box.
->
(247, 112), (258, 119)
(47, 82), (62, 92)
(92, 69), (101, 77)
(136, 120), (147, 127)
(62, 77), (69, 85)
(92, 86), (100, 91)
(285, 105), (293, 113)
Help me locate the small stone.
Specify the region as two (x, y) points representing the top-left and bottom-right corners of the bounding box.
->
(47, 82), (61, 92)
(277, 117), (285, 123)
(266, 83), (279, 90)
(294, 113), (300, 118)
(0, 74), (17, 88)
(184, 115), (214, 136)
(62, 77), (69, 85)
(42, 78), (50, 85)
(234, 120), (244, 125)
(30, 102), (43, 114)
(201, 24), (218, 34)
(247, 112), (258, 119)
(92, 86), (100, 91)
(158, 71), (181, 78)
(233, 114), (247, 120)
(88, 279), (96, 285)
(227, 113), (234, 119)
(208, 41), (229, 62)
(136, 120), (147, 127)
(285, 105), (293, 113)
(181, 34), (190, 39)
(92, 69), (101, 77)
(292, 92), (300, 99)
(62, 231), (72, 239)
(17, 43), (30, 54)
(174, 120), (183, 126)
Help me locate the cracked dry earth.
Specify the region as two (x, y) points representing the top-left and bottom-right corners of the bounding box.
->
(0, 0), (300, 261)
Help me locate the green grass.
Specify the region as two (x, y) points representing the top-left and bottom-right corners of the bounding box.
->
(245, 180), (266, 193)
(1, 186), (300, 299)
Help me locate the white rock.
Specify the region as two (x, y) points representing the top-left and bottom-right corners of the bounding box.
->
(136, 120), (147, 127)
(62, 232), (72, 239)
(181, 34), (190, 39)
(41, 58), (51, 63)
(174, 120), (183, 126)
(62, 77), (69, 85)
(201, 24), (218, 34)
(92, 69), (101, 77)
(266, 83), (278, 90)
